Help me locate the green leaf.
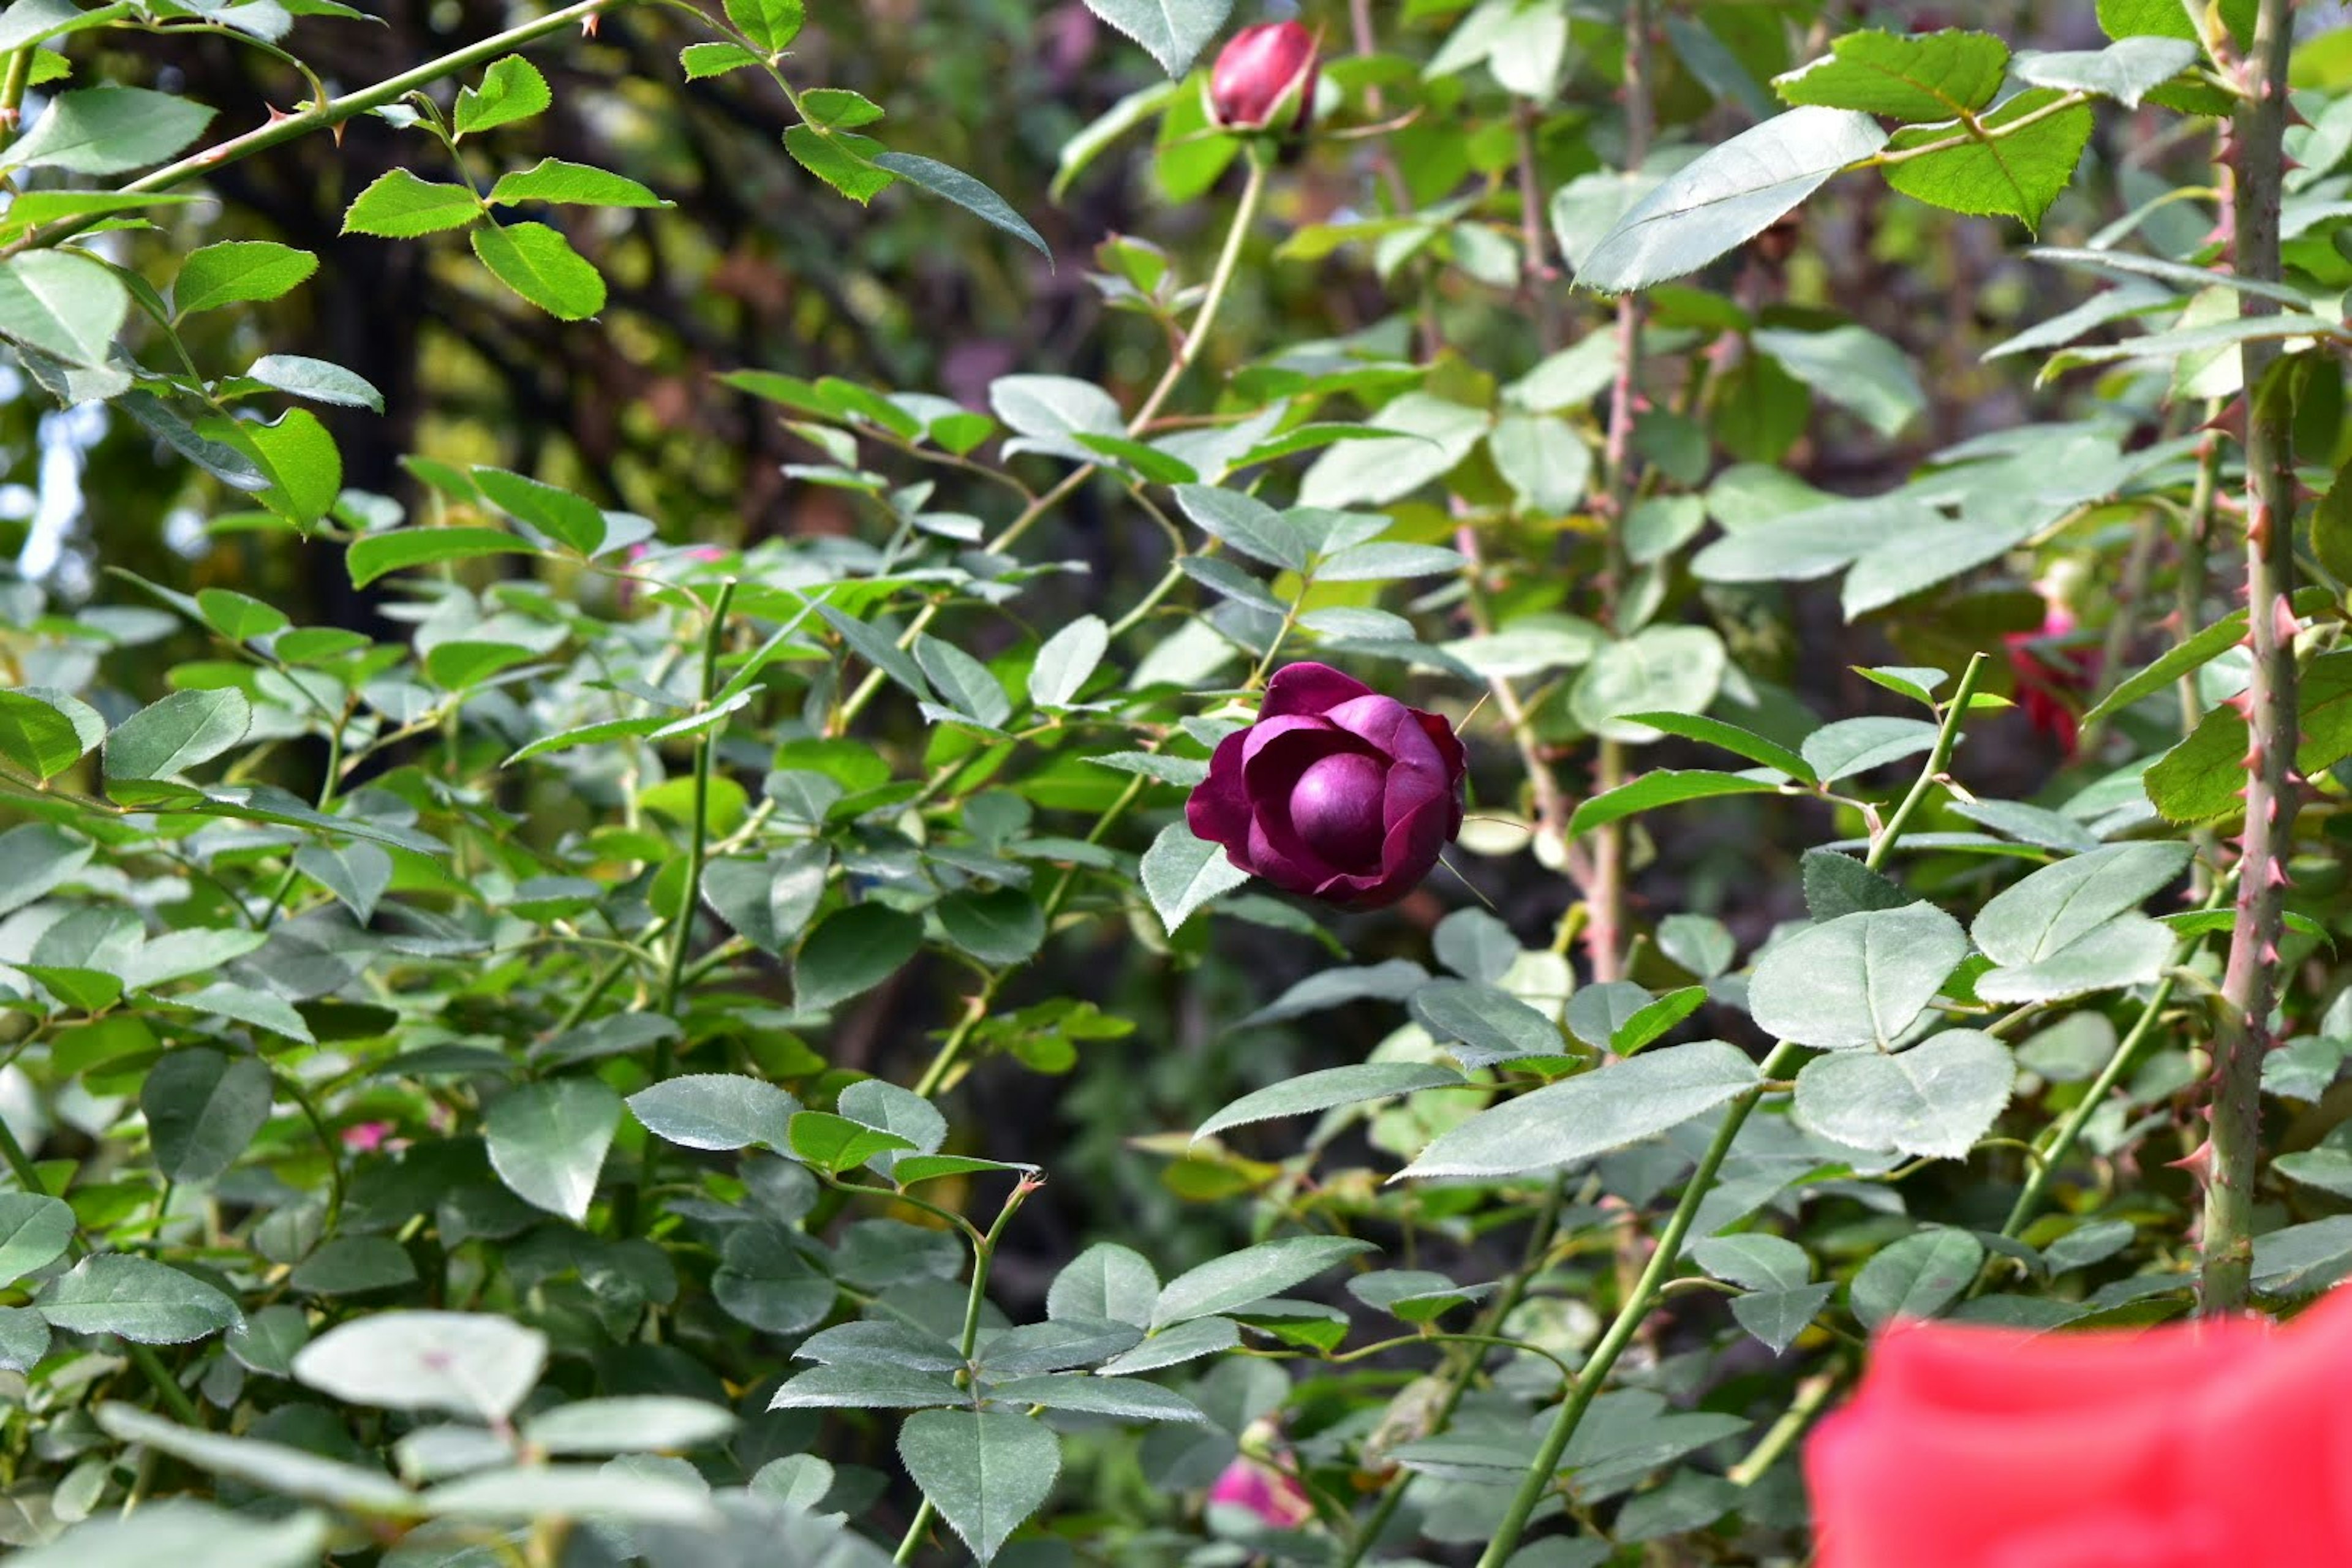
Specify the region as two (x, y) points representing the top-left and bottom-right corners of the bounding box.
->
(767, 1362), (965, 1411)
(1792, 1030), (2014, 1159)
(993, 373), (1125, 464)
(898, 1409), (1061, 1565)
(472, 222), (605, 320)
(0, 1193), (75, 1285)
(172, 981), (314, 1042)
(1196, 1063), (1466, 1142)
(1800, 716), (1939, 783)
(628, 1073), (799, 1151)
(37, 1254), (238, 1343)
(1297, 394), (1488, 510)
(1029, 615), (1108, 707)
(2251, 1216), (2352, 1296)
(1173, 484), (1311, 571)
(226, 406), (337, 527)
(483, 1078), (623, 1221)
(488, 157), (669, 209)
(1850, 1227), (1983, 1330)
(794, 904), (922, 1012)
(8, 1503), (329, 1568)
(985, 1373), (1205, 1423)
(786, 1110), (918, 1174)
(1568, 771), (1782, 838)
(1096, 1314), (1237, 1374)
(1972, 842), (2193, 965)
(1577, 108), (1888, 293)
(1082, 0), (1230, 75)
(819, 603), (932, 701)
(0, 1306), (48, 1372)
(1153, 1235), (1376, 1329)
(938, 888), (1044, 967)
(680, 40), (761, 78)
(1975, 915), (2175, 1005)
(1488, 412), (1593, 514)
(174, 240), (317, 317)
(97, 1404), (414, 1511)
(291, 1311), (545, 1419)
(872, 151), (1050, 260)
(290, 1235), (418, 1295)
(421, 1466), (715, 1525)
(1746, 903), (1966, 1050)
(4, 86), (214, 175)
(1692, 1234), (1812, 1292)
(349, 526), (536, 587)
(103, 688), (250, 781)
(1613, 986), (1708, 1055)
(1400, 1041), (1762, 1180)
(1409, 979), (1565, 1068)
(703, 843), (829, 954)
(714, 1223), (835, 1333)
(1613, 710), (1815, 781)
(473, 466), (605, 554)
(454, 55), (551, 137)
(342, 168), (483, 237)
(141, 1048), (273, 1185)
(725, 0), (804, 53)
(1774, 29), (2010, 119)
(835, 1078), (948, 1175)
(195, 586), (290, 641)
(1569, 625), (1728, 743)
(2147, 651), (2352, 822)
(0, 687), (91, 778)
(915, 634), (1012, 728)
(2013, 37), (2199, 109)
(1730, 1283), (1837, 1355)
(246, 353), (385, 412)
(2081, 608), (2250, 723)
(1752, 325), (1924, 438)
(1047, 1243), (1160, 1327)
(1882, 89), (2094, 230)
(1139, 820), (1252, 935)
(522, 1396), (737, 1455)
(0, 249), (126, 366)
(784, 126), (895, 203)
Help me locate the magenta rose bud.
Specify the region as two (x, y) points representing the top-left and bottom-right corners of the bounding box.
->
(1186, 662), (1466, 910)
(1207, 20), (1319, 134)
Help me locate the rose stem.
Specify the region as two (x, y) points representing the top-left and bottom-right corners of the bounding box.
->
(1584, 0), (1651, 986)
(1471, 658), (1984, 1568)
(2202, 0), (2297, 1315)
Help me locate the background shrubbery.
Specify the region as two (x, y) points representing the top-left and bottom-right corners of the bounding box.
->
(1, 1), (2349, 1564)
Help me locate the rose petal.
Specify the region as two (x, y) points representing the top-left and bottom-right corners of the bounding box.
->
(1248, 813), (1338, 897)
(1186, 730), (1256, 854)
(1261, 662), (1374, 720)
(1415, 707), (1467, 782)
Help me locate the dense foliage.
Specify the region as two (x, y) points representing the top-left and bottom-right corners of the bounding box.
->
(1, 0), (2348, 1564)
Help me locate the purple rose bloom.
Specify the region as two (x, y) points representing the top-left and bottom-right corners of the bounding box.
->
(1186, 662), (1466, 910)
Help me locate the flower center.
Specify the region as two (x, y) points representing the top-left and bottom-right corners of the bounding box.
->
(1289, 752), (1387, 869)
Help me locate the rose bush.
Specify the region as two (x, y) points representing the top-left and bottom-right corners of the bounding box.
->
(1186, 663), (1466, 908)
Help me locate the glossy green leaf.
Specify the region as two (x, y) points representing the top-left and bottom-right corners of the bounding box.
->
(175, 241), (317, 317)
(103, 688), (249, 780)
(453, 55), (551, 137)
(472, 222), (605, 320)
(5, 86), (213, 175)
(1401, 1041), (1761, 1180)
(1793, 1030), (2015, 1159)
(37, 1254), (238, 1343)
(141, 1047), (273, 1185)
(483, 1078), (623, 1221)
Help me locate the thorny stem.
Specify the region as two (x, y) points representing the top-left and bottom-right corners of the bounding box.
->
(1583, 0), (1650, 986)
(12, 0), (625, 255)
(1473, 655), (1985, 1567)
(895, 1177), (1039, 1562)
(840, 143), (1273, 727)
(2179, 407), (2223, 902)
(2203, 0), (2296, 1315)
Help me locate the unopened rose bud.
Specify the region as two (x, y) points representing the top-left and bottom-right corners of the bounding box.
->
(1207, 21), (1318, 134)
